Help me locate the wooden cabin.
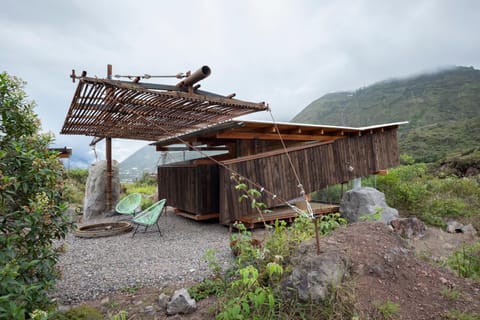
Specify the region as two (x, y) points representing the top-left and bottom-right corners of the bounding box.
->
(155, 120), (405, 225)
(59, 64), (404, 222)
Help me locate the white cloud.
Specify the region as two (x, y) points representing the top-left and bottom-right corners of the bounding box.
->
(1, 0), (480, 167)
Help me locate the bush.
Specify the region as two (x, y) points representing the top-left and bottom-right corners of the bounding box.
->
(376, 163), (480, 227)
(447, 242), (480, 280)
(215, 196), (346, 319)
(63, 169), (88, 206)
(0, 72), (73, 318)
(50, 304), (103, 320)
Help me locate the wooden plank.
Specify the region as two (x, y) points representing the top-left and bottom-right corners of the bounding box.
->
(216, 131), (341, 141)
(238, 203), (340, 229)
(174, 210), (219, 221)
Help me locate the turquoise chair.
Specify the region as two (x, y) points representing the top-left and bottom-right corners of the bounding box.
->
(131, 199), (167, 238)
(115, 193), (142, 216)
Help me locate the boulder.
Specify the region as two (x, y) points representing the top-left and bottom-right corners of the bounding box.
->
(158, 293), (169, 310)
(390, 217), (426, 239)
(83, 160), (120, 221)
(446, 220), (464, 233)
(340, 187), (398, 224)
(461, 224), (478, 236)
(166, 288), (196, 315)
(447, 221), (478, 236)
(281, 247), (349, 303)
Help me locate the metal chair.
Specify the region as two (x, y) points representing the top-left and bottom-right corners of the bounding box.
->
(131, 199), (167, 238)
(115, 193), (142, 216)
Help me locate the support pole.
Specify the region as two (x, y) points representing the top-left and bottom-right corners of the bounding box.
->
(314, 217), (320, 255)
(105, 64), (113, 211)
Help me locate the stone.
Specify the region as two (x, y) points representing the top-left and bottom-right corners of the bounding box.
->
(166, 288), (196, 315)
(158, 292), (170, 310)
(446, 220), (464, 233)
(390, 217), (426, 239)
(340, 187), (398, 224)
(461, 224), (478, 236)
(83, 160), (121, 221)
(144, 305), (155, 314)
(281, 250), (349, 303)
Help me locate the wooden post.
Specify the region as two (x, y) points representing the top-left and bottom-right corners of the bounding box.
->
(106, 64), (113, 211)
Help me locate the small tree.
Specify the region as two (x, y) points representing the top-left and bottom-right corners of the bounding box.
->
(0, 72), (73, 318)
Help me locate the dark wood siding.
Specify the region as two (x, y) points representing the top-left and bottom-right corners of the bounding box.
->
(157, 163), (219, 214)
(218, 128), (399, 224)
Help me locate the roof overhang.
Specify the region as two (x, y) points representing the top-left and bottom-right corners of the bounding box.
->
(153, 120), (409, 149)
(60, 77), (267, 144)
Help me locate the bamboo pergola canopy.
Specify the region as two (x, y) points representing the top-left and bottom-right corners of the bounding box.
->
(60, 76), (267, 143)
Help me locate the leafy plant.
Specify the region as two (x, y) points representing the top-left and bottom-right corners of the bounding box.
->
(447, 242), (480, 279)
(119, 285), (141, 294)
(359, 207), (383, 222)
(216, 265), (279, 320)
(188, 250), (226, 301)
(0, 72), (74, 318)
(63, 168), (88, 206)
(110, 310), (127, 320)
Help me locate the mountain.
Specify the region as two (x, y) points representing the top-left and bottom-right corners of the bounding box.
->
(119, 144), (226, 181)
(292, 66), (480, 162)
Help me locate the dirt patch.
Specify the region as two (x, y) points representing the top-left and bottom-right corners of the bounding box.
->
(315, 222), (480, 319)
(408, 225), (478, 263)
(60, 222), (479, 319)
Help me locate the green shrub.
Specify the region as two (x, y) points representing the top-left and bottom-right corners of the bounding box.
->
(50, 304), (104, 320)
(139, 197), (155, 210)
(0, 72), (74, 318)
(447, 242), (480, 279)
(374, 301), (400, 319)
(376, 163), (480, 227)
(63, 169), (88, 206)
(213, 184), (348, 319)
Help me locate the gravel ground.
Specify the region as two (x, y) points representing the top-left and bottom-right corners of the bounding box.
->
(53, 208), (233, 304)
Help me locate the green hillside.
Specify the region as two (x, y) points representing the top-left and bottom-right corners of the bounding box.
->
(292, 66), (480, 162)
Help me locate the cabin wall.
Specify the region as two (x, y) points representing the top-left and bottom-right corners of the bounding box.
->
(157, 163), (219, 214)
(218, 128), (399, 224)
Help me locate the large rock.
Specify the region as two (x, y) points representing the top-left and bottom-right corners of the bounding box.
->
(340, 187), (398, 224)
(447, 220), (478, 236)
(83, 160), (120, 221)
(281, 243), (350, 303)
(166, 288), (196, 315)
(390, 217), (426, 239)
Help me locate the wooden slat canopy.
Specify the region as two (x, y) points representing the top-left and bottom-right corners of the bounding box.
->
(154, 119), (408, 150)
(60, 77), (267, 142)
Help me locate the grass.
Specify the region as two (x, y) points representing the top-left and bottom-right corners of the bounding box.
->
(374, 300), (400, 319)
(441, 287), (461, 301)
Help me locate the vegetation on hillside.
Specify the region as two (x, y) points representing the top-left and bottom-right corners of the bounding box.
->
(0, 72), (74, 318)
(314, 158), (480, 230)
(120, 173), (157, 210)
(400, 117), (480, 163)
(376, 163), (480, 229)
(292, 66), (480, 162)
(63, 168), (88, 208)
(189, 213), (348, 319)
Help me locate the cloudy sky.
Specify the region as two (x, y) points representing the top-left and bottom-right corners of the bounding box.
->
(1, 0), (479, 167)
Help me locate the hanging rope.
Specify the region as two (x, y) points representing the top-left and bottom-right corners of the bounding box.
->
(267, 109), (315, 218)
(135, 114), (310, 220)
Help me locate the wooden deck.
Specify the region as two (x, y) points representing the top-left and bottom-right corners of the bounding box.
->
(173, 208), (220, 221)
(238, 202), (340, 229)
